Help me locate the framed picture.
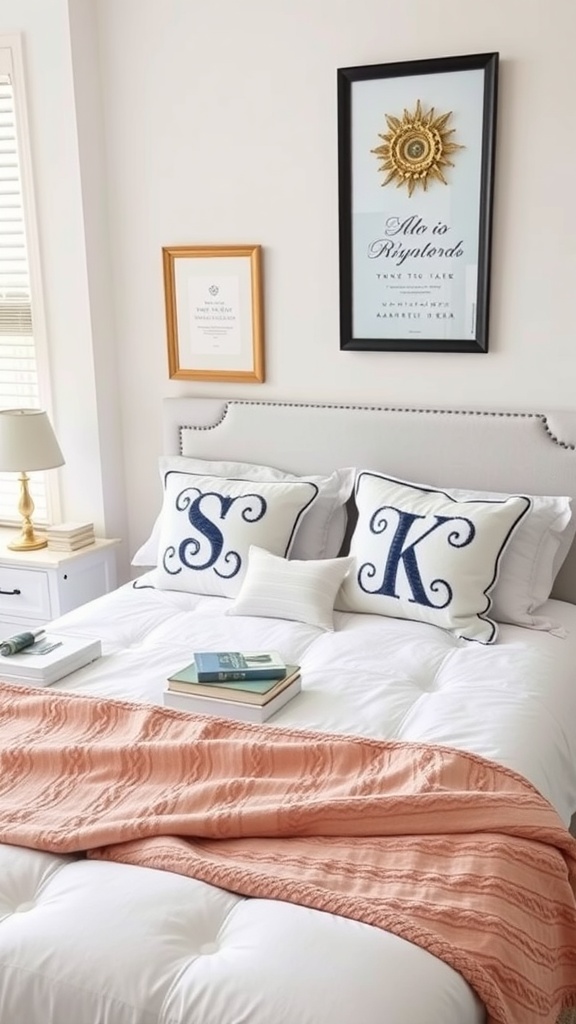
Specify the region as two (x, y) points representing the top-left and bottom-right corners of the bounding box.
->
(163, 244), (265, 382)
(337, 52), (499, 353)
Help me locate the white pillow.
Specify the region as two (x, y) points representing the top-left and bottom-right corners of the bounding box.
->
(336, 472), (531, 644)
(133, 456), (355, 565)
(446, 486), (574, 629)
(152, 470), (319, 598)
(228, 545), (354, 631)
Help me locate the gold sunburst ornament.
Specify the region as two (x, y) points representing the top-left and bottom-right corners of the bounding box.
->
(371, 99), (464, 197)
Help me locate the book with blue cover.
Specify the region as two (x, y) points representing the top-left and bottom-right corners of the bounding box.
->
(168, 663), (300, 705)
(192, 650), (286, 682)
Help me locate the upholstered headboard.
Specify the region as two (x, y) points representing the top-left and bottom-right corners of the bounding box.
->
(162, 397), (576, 605)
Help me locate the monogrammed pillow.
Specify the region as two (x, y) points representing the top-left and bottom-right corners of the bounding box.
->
(336, 472), (531, 644)
(133, 456), (354, 565)
(152, 470), (319, 598)
(446, 486), (574, 629)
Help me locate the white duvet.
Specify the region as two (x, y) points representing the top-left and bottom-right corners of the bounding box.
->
(1, 577), (575, 1024)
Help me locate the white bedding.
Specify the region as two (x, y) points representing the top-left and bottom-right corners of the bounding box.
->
(53, 576), (576, 823)
(1, 579), (576, 1024)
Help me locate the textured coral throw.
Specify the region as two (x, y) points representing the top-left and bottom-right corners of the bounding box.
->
(0, 681), (575, 1024)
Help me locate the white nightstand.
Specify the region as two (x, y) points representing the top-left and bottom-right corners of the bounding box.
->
(0, 529), (120, 636)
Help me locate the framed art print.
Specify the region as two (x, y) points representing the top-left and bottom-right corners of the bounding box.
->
(337, 52), (499, 353)
(163, 244), (265, 382)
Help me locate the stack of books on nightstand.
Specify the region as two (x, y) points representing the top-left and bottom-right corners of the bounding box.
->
(163, 650), (301, 723)
(46, 521), (95, 552)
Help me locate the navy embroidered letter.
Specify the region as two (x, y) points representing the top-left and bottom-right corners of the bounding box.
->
(358, 506), (475, 608)
(162, 486), (266, 580)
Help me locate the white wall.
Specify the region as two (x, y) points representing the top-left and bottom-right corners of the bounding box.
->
(0, 0), (129, 575)
(1, 0), (574, 573)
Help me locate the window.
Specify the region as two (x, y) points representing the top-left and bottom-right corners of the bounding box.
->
(0, 35), (54, 525)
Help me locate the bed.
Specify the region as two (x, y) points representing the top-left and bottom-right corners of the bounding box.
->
(0, 396), (575, 1024)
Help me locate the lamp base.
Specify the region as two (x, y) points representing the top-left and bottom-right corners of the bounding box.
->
(8, 472), (48, 551)
(8, 533), (47, 552)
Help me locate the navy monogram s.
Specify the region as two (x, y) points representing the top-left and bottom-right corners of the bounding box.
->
(162, 486), (267, 579)
(152, 470), (321, 601)
(357, 505), (475, 609)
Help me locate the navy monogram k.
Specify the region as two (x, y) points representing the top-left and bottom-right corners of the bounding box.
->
(357, 505), (475, 609)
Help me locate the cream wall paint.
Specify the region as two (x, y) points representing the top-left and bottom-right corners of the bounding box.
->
(96, 0), (576, 560)
(0, 0), (574, 570)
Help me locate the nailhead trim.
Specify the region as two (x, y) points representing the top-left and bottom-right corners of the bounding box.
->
(177, 401), (575, 453)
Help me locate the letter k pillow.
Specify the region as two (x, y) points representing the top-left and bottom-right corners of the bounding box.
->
(337, 472), (531, 643)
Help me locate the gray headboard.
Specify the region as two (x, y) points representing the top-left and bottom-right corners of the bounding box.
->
(162, 397), (576, 605)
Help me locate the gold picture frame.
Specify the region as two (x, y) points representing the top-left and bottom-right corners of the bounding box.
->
(163, 244), (265, 382)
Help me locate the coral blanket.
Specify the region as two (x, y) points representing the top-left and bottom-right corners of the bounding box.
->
(0, 682), (575, 1024)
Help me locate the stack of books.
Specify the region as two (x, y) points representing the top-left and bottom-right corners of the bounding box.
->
(163, 650), (301, 723)
(46, 522), (95, 552)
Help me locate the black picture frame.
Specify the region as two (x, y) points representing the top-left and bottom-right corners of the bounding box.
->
(337, 52), (499, 353)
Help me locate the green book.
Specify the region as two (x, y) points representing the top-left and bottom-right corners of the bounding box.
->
(167, 662), (300, 706)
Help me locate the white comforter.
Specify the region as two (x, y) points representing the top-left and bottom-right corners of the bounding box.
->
(1, 578), (575, 1024)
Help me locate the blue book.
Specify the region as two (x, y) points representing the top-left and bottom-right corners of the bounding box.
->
(167, 664), (300, 705)
(192, 650), (286, 682)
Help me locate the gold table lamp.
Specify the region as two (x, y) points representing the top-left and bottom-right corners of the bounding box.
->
(0, 409), (65, 551)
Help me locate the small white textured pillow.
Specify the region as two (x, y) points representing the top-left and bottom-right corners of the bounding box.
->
(228, 545), (354, 631)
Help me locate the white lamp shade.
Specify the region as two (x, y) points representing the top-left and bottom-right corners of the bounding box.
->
(0, 409), (65, 472)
